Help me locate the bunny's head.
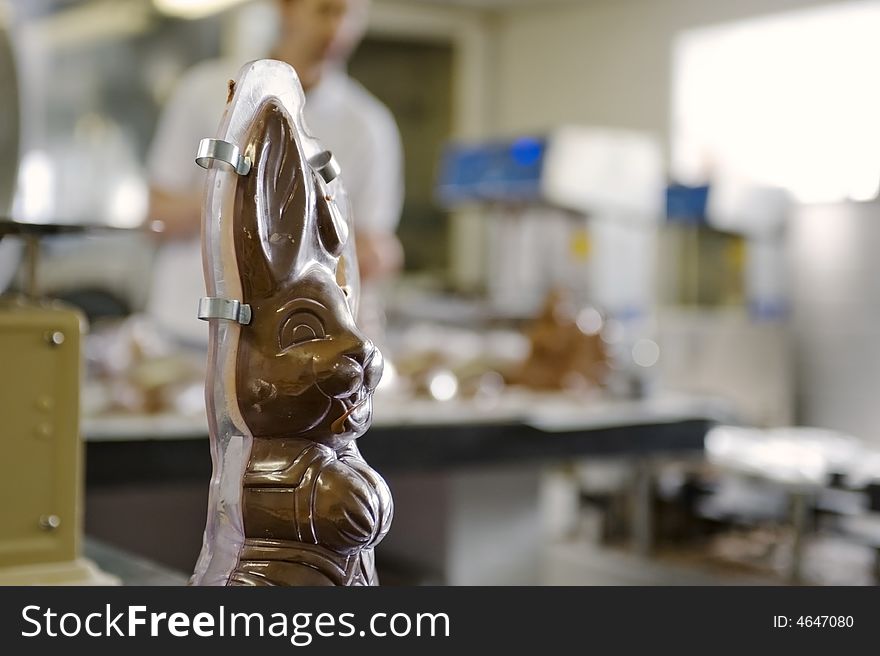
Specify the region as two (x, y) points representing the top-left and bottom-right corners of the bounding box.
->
(230, 101), (383, 449)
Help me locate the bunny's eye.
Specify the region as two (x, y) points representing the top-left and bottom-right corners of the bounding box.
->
(279, 310), (326, 349)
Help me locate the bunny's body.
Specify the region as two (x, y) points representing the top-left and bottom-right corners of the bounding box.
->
(230, 437), (391, 586)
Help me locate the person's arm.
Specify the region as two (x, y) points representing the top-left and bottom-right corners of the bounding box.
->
(147, 186), (202, 241)
(145, 63), (221, 242)
(348, 101), (406, 283)
(356, 228), (403, 282)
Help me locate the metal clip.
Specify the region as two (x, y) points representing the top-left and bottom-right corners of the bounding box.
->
(198, 297), (252, 325)
(195, 138), (251, 175)
(308, 150), (341, 184)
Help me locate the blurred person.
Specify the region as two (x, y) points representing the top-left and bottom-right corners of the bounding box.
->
(146, 0), (403, 344)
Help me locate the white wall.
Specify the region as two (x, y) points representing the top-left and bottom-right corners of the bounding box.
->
(492, 0), (852, 151)
(789, 200), (880, 442)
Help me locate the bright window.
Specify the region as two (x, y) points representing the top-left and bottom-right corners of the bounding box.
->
(673, 1), (880, 204)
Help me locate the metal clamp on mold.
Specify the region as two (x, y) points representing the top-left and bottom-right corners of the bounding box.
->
(197, 297), (252, 326)
(308, 150), (341, 183)
(195, 138), (252, 175)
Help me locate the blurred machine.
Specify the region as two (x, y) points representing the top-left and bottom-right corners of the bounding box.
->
(657, 180), (794, 427)
(437, 126), (664, 396)
(0, 12), (114, 584)
(660, 184), (744, 308)
(438, 127), (663, 317)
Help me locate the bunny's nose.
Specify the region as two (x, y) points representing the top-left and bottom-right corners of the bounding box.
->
(315, 357), (363, 399)
(362, 346), (384, 392)
(313, 340), (383, 399)
(344, 340), (384, 393)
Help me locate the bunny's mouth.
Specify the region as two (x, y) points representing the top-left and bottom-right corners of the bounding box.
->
(330, 388), (372, 434)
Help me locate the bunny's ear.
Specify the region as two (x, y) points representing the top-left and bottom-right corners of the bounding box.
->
(233, 101), (309, 298)
(314, 175), (349, 258)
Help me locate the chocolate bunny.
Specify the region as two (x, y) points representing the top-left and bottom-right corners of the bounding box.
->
(198, 73), (392, 586)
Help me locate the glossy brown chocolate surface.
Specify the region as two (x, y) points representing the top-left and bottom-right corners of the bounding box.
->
(226, 101), (391, 586)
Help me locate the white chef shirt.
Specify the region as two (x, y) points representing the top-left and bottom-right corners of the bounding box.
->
(145, 59), (404, 344)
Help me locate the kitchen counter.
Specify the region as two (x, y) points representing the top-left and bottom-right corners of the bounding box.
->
(83, 392), (734, 477)
(81, 392), (735, 583)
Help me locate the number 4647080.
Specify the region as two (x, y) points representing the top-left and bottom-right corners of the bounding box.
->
(796, 616), (853, 628)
